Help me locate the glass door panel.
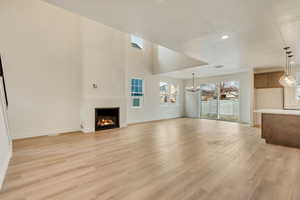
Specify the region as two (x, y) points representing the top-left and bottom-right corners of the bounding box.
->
(219, 81), (239, 121)
(200, 83), (218, 120)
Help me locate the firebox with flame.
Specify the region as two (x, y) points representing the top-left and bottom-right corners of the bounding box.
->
(97, 118), (115, 127)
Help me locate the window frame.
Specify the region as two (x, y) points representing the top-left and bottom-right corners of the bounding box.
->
(130, 35), (144, 50)
(160, 82), (169, 105)
(131, 78), (144, 109)
(169, 84), (179, 105)
(159, 82), (180, 106)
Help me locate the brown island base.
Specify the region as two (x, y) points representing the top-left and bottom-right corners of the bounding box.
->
(262, 112), (300, 149)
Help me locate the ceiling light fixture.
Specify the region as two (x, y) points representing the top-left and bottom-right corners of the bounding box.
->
(221, 35), (229, 40)
(279, 47), (296, 87)
(185, 73), (201, 93)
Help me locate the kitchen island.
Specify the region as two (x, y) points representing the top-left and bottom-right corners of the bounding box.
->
(254, 109), (300, 149)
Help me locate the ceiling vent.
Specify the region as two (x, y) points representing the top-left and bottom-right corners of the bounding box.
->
(214, 65), (224, 69)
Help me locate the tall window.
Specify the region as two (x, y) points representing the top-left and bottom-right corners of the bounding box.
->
(295, 72), (300, 100)
(160, 82), (179, 105)
(160, 82), (169, 104)
(131, 78), (144, 108)
(131, 35), (144, 49)
(170, 84), (179, 104)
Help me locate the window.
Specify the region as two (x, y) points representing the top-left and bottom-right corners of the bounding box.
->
(170, 84), (179, 104)
(160, 82), (179, 105)
(160, 82), (169, 104)
(131, 35), (144, 49)
(295, 72), (300, 100)
(131, 78), (144, 108)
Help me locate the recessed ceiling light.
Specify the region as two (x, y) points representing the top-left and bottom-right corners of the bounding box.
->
(221, 35), (229, 40)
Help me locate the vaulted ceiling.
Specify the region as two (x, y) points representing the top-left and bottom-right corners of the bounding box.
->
(44, 0), (300, 78)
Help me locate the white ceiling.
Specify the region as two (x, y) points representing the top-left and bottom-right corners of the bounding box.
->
(44, 0), (300, 79)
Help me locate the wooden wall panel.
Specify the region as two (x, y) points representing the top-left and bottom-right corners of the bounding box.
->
(254, 71), (284, 89)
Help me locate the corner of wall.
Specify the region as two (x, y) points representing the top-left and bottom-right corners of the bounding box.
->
(0, 144), (12, 191)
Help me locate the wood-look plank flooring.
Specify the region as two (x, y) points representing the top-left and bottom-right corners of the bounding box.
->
(1, 118), (300, 200)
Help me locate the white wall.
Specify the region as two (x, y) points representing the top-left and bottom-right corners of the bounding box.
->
(79, 17), (128, 132)
(0, 0), (82, 139)
(126, 36), (184, 123)
(0, 78), (12, 190)
(0, 0), (185, 137)
(184, 71), (253, 124)
(185, 92), (200, 118)
(152, 45), (206, 74)
(79, 18), (185, 130)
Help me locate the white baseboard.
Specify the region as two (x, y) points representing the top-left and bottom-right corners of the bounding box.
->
(0, 145), (12, 191)
(12, 128), (80, 140)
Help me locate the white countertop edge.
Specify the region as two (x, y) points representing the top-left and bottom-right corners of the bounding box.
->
(254, 109), (300, 115)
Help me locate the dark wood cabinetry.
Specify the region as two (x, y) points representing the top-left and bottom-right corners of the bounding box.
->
(262, 113), (300, 149)
(254, 71), (284, 89)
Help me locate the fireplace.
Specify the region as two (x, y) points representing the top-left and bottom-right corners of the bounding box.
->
(95, 108), (120, 131)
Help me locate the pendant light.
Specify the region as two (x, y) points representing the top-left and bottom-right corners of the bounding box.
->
(279, 47), (296, 87)
(186, 73), (201, 92)
(287, 54), (296, 86)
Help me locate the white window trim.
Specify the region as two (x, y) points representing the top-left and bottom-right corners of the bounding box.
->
(169, 84), (180, 106)
(159, 82), (180, 106)
(160, 81), (169, 106)
(131, 77), (144, 109)
(131, 96), (143, 109)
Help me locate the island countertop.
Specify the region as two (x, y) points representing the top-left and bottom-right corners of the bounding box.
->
(254, 109), (300, 115)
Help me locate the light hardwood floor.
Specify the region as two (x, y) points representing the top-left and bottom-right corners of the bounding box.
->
(1, 118), (300, 200)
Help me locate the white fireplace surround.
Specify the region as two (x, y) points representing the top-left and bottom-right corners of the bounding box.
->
(80, 97), (127, 133)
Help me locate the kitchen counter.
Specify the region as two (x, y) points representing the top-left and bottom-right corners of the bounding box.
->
(254, 109), (300, 115)
(256, 109), (300, 149)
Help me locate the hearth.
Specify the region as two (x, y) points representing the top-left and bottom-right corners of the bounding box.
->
(95, 108), (120, 131)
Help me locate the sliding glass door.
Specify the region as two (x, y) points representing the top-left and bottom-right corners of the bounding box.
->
(219, 81), (239, 121)
(200, 81), (239, 122)
(200, 83), (218, 120)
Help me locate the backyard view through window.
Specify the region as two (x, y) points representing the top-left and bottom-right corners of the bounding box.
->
(170, 84), (178, 104)
(160, 82), (179, 104)
(200, 81), (239, 121)
(160, 82), (169, 104)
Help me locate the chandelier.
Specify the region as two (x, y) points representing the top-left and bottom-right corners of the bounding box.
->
(186, 73), (201, 92)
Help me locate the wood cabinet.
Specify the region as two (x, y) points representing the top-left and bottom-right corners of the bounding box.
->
(254, 71), (284, 89)
(262, 113), (300, 149)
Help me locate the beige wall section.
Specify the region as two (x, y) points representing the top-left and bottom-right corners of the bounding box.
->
(255, 89), (283, 109)
(254, 88), (283, 126)
(152, 45), (206, 74)
(0, 0), (82, 139)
